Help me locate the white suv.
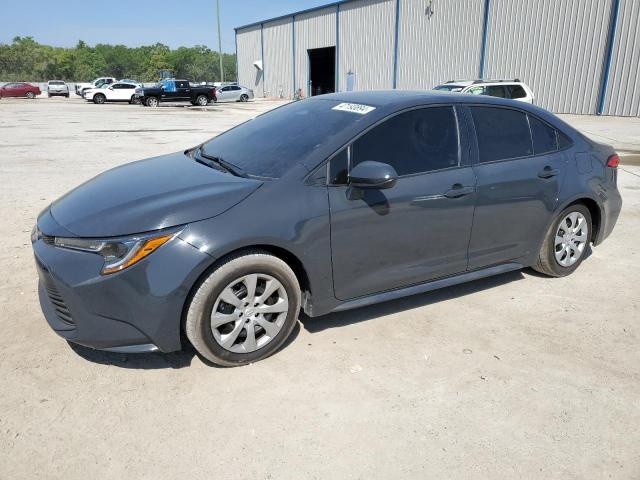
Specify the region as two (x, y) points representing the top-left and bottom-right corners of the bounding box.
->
(433, 79), (535, 104)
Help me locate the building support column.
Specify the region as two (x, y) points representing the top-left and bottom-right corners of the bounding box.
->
(392, 0), (400, 89)
(479, 0), (490, 79)
(597, 0), (621, 115)
(260, 23), (265, 97)
(292, 15), (296, 95)
(336, 4), (340, 92)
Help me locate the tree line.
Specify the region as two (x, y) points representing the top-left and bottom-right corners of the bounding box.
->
(0, 37), (237, 83)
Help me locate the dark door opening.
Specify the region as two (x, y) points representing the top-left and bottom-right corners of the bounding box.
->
(308, 46), (336, 96)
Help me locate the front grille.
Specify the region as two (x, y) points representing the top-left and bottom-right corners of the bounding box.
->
(44, 282), (74, 326)
(36, 257), (74, 326)
(42, 235), (55, 245)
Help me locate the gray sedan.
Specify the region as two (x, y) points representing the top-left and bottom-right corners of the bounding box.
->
(216, 85), (254, 102)
(31, 91), (622, 366)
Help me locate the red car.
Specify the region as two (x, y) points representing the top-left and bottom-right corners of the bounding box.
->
(0, 82), (41, 99)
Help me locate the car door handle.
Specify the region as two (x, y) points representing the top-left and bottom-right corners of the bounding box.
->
(443, 184), (475, 198)
(538, 166), (560, 179)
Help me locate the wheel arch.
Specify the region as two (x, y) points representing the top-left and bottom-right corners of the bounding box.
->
(180, 244), (313, 338)
(557, 196), (602, 244)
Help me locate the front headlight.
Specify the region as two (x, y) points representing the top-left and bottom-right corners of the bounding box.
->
(53, 228), (182, 275)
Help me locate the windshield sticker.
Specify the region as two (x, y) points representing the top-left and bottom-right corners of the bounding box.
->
(332, 103), (376, 115)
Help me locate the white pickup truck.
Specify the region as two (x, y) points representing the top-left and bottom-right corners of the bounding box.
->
(74, 77), (116, 96)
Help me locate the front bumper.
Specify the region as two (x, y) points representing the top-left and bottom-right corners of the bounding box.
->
(33, 224), (213, 353)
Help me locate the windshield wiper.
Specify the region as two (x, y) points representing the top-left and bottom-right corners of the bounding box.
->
(196, 147), (247, 178)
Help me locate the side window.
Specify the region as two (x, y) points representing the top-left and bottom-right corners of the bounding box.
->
(557, 131), (573, 149)
(232, 86), (241, 91)
(508, 85), (527, 99)
(485, 85), (506, 98)
(529, 115), (558, 154)
(467, 86), (484, 95)
(112, 84), (122, 89)
(328, 148), (349, 185)
(351, 106), (460, 176)
(470, 106), (533, 163)
(121, 84), (135, 89)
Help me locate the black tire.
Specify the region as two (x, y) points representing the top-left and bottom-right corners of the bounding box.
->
(65, 93), (69, 98)
(190, 100), (197, 106)
(195, 94), (208, 106)
(26, 92), (36, 99)
(47, 93), (51, 98)
(93, 93), (106, 104)
(240, 94), (248, 102)
(146, 96), (159, 107)
(533, 204), (592, 277)
(185, 250), (301, 367)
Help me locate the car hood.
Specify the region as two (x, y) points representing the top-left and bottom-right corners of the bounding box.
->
(47, 152), (263, 237)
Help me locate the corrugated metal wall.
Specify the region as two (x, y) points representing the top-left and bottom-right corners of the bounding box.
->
(338, 0), (396, 91)
(237, 0), (640, 116)
(236, 25), (263, 96)
(396, 0), (484, 90)
(294, 6), (337, 96)
(263, 18), (294, 98)
(484, 0), (611, 115)
(603, 0), (640, 117)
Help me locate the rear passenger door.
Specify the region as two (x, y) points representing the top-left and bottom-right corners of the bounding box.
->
(175, 81), (191, 100)
(465, 106), (568, 269)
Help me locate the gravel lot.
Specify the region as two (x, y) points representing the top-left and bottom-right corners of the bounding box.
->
(1, 95), (639, 479)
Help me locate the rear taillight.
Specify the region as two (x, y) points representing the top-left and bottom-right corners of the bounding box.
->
(607, 154), (620, 168)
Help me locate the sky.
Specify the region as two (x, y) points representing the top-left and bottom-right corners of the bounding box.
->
(0, 0), (332, 53)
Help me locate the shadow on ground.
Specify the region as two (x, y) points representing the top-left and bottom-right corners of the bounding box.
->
(301, 269), (526, 333)
(69, 270), (526, 368)
(68, 320), (302, 369)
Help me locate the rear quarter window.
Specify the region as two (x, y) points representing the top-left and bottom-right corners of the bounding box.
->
(470, 106), (533, 163)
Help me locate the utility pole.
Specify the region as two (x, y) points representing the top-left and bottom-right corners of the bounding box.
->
(217, 0), (224, 83)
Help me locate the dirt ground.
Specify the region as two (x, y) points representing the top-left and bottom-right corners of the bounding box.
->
(1, 95), (639, 480)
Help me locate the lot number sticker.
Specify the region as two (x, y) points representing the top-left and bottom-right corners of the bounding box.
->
(332, 103), (376, 115)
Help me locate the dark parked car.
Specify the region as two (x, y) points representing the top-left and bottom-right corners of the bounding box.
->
(0, 82), (41, 98)
(135, 79), (217, 107)
(32, 91), (622, 366)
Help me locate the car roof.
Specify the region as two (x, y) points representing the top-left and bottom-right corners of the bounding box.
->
(317, 90), (526, 110)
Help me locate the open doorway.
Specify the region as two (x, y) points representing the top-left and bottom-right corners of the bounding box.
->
(308, 46), (335, 96)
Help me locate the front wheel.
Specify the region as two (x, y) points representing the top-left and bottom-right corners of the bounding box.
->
(145, 96), (159, 107)
(533, 204), (592, 277)
(93, 93), (106, 104)
(185, 251), (301, 367)
(195, 95), (208, 106)
(240, 94), (249, 102)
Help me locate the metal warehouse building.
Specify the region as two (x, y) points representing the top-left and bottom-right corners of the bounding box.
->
(235, 0), (640, 116)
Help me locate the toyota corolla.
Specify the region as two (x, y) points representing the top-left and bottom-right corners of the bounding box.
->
(32, 91), (622, 366)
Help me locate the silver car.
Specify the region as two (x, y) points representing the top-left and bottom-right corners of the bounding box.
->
(216, 85), (254, 102)
(47, 80), (69, 98)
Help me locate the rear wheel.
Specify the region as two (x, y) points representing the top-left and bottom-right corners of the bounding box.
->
(146, 96), (159, 107)
(195, 95), (208, 106)
(26, 92), (36, 99)
(240, 94), (248, 102)
(93, 93), (106, 104)
(185, 251), (301, 367)
(533, 204), (592, 277)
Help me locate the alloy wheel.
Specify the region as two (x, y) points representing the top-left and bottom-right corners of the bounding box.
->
(554, 211), (589, 267)
(211, 274), (289, 354)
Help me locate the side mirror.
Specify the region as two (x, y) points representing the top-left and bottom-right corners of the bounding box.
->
(349, 161), (398, 190)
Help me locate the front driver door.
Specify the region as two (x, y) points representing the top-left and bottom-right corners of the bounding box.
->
(328, 105), (477, 300)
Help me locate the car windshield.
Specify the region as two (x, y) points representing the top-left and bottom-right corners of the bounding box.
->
(433, 85), (464, 92)
(49, 81), (65, 85)
(201, 99), (370, 178)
